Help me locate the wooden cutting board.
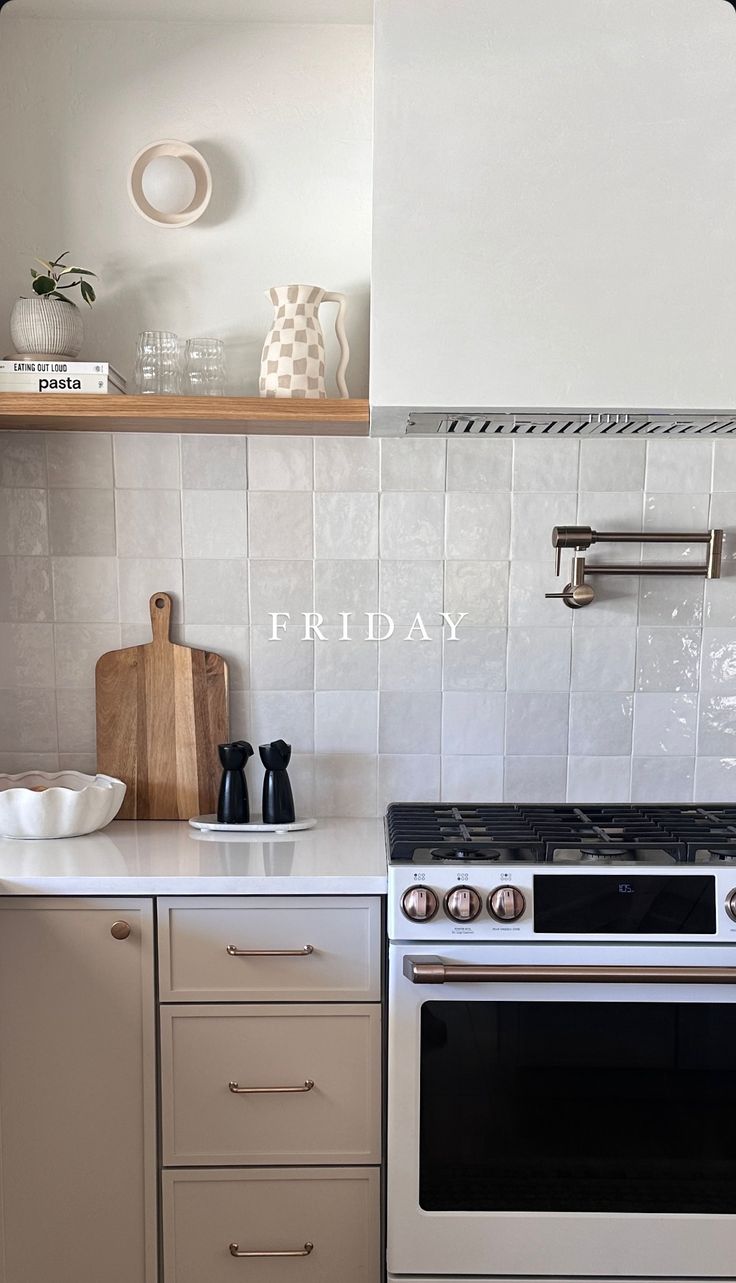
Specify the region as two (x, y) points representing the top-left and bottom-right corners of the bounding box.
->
(95, 592), (229, 820)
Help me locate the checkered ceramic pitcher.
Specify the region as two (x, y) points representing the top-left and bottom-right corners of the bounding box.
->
(259, 284), (349, 399)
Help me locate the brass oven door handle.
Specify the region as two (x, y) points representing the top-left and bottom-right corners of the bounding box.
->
(229, 1241), (314, 1258)
(228, 1079), (315, 1094)
(403, 957), (736, 985)
(226, 944), (314, 957)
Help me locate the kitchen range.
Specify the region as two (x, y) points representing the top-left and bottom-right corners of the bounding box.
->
(386, 802), (736, 1283)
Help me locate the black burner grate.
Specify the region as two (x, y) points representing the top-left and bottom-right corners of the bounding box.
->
(385, 803), (736, 863)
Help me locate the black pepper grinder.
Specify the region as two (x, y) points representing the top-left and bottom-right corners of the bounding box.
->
(259, 740), (296, 825)
(217, 741), (253, 824)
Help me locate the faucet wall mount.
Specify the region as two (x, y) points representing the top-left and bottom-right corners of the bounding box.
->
(545, 525), (724, 609)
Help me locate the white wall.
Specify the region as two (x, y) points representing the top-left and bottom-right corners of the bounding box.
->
(0, 17), (372, 394)
(372, 0), (736, 413)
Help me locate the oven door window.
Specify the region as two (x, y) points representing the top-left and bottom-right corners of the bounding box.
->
(419, 1001), (736, 1213)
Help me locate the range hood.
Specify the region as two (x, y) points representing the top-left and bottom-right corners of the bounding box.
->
(386, 408), (736, 437)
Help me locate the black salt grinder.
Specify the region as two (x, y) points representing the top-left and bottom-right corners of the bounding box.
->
(217, 741), (253, 824)
(259, 740), (295, 825)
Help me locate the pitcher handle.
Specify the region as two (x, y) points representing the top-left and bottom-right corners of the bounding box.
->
(322, 291), (349, 399)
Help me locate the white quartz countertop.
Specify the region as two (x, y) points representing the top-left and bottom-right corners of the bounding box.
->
(0, 818), (387, 896)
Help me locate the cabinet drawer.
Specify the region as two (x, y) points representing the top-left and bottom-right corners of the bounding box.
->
(160, 1004), (381, 1166)
(158, 896), (381, 1002)
(162, 1167), (380, 1283)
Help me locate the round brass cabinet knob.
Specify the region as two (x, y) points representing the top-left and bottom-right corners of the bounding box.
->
(488, 886), (526, 922)
(110, 920), (131, 940)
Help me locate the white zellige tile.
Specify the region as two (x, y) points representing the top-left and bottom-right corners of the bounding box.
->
(314, 753), (377, 818)
(52, 557), (118, 623)
(380, 492), (444, 560)
(315, 691), (378, 754)
(632, 692), (697, 755)
(48, 488), (115, 556)
(504, 756), (567, 803)
(443, 626), (506, 691)
(442, 692), (505, 755)
(249, 691), (314, 754)
(117, 489), (181, 558)
(693, 756), (736, 801)
(118, 559), (183, 623)
(507, 627), (571, 692)
(381, 438), (446, 491)
(446, 439), (512, 492)
(0, 751), (59, 773)
(567, 756), (631, 803)
(568, 693), (633, 756)
(315, 559), (377, 619)
(505, 692), (569, 755)
(250, 560), (314, 626)
(700, 629), (736, 690)
(441, 755), (504, 802)
(380, 560), (443, 625)
(713, 442), (736, 491)
(513, 439), (579, 492)
(643, 494), (711, 562)
(631, 757), (694, 803)
(579, 439), (645, 493)
(511, 491), (577, 561)
(54, 624), (121, 688)
(445, 492), (510, 560)
(640, 579), (704, 627)
(444, 560), (509, 626)
(572, 576), (639, 628)
(697, 694), (736, 756)
(378, 754), (440, 808)
(645, 440), (713, 493)
(315, 493), (378, 559)
(0, 432), (46, 487)
(315, 630), (378, 690)
(379, 691), (441, 754)
(0, 489), (48, 555)
(314, 438), (379, 492)
(249, 625), (314, 691)
(635, 628), (701, 692)
(183, 559), (248, 624)
(183, 490), (247, 559)
(379, 627), (443, 691)
(509, 562), (572, 629)
(56, 689), (95, 753)
(113, 433), (180, 488)
(181, 435), (246, 490)
(0, 623), (54, 687)
(576, 492), (644, 563)
(47, 432), (112, 487)
(0, 557), (53, 622)
(0, 689), (58, 753)
(571, 628), (636, 691)
(247, 437), (313, 491)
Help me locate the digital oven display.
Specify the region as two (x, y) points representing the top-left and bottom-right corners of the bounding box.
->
(533, 874), (716, 934)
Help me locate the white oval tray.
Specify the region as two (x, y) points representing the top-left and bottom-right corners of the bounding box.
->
(189, 815), (315, 834)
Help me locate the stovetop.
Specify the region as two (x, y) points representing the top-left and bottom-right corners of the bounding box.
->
(386, 803), (736, 866)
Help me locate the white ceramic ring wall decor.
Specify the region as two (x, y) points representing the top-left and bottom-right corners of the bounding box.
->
(127, 140), (212, 228)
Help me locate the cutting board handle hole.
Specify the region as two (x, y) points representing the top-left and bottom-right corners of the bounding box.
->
(154, 597), (166, 609)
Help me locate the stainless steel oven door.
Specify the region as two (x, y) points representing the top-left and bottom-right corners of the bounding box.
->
(387, 941), (736, 1279)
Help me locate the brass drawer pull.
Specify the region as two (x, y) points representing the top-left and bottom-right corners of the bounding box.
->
(228, 1078), (315, 1095)
(226, 944), (314, 958)
(229, 1241), (314, 1258)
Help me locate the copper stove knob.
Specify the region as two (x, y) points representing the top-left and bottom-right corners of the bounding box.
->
(444, 886), (482, 922)
(401, 886), (439, 922)
(726, 891), (736, 922)
(488, 886), (526, 922)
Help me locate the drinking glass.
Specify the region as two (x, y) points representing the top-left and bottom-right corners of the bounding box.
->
(183, 337), (226, 396)
(134, 331), (181, 394)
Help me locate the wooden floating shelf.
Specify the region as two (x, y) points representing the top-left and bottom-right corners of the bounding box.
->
(0, 393), (370, 435)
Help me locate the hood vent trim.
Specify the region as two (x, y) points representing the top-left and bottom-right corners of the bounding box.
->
(405, 409), (736, 437)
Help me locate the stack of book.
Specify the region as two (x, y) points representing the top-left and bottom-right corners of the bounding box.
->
(0, 358), (127, 394)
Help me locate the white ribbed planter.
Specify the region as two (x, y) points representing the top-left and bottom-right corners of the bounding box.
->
(10, 296), (84, 357)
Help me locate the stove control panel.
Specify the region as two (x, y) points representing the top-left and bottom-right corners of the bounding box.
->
(444, 886), (482, 921)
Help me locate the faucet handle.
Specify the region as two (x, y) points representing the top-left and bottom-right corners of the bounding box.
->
(552, 525), (594, 575)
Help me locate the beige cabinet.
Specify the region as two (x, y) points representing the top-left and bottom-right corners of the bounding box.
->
(161, 1003), (381, 1166)
(163, 1167), (381, 1283)
(0, 898), (157, 1283)
(158, 895), (382, 1002)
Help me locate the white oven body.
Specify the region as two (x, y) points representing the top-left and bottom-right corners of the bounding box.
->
(387, 940), (736, 1281)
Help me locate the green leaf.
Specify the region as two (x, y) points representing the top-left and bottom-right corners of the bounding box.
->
(80, 280), (96, 306)
(58, 267), (97, 277)
(34, 258), (56, 273)
(50, 251), (70, 266)
(30, 268), (38, 278)
(32, 275), (56, 296)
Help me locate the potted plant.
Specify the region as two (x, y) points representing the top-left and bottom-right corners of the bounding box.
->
(10, 252), (97, 358)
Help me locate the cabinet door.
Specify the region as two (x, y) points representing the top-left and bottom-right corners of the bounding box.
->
(0, 898), (157, 1283)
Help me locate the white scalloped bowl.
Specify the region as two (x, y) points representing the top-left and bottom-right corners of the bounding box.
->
(0, 772), (126, 839)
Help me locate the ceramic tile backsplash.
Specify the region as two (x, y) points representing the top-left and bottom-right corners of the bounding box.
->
(0, 433), (732, 813)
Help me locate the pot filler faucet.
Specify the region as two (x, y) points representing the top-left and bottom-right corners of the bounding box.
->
(545, 525), (724, 609)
